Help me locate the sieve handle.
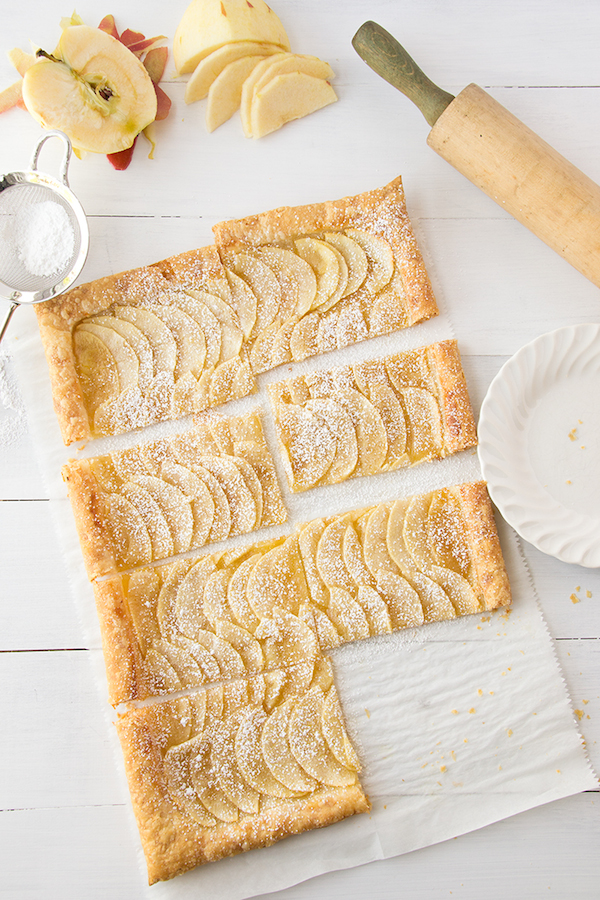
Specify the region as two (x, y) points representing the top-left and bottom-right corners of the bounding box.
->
(30, 130), (73, 186)
(0, 302), (18, 345)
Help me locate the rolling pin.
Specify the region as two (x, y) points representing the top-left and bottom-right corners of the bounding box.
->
(352, 20), (600, 289)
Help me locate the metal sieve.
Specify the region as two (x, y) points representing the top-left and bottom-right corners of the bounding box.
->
(0, 130), (89, 343)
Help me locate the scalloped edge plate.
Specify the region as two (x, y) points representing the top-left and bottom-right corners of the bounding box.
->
(478, 323), (600, 567)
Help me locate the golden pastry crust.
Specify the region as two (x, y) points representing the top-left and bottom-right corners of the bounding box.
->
(268, 340), (477, 492)
(213, 176), (438, 331)
(115, 683), (369, 885)
(62, 411), (287, 580)
(452, 481), (512, 612)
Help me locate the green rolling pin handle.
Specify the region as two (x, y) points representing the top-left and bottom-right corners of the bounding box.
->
(352, 21), (455, 127)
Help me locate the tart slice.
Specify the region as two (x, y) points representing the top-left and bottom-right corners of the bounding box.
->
(115, 663), (368, 883)
(213, 177), (438, 371)
(63, 410), (286, 580)
(269, 340), (477, 492)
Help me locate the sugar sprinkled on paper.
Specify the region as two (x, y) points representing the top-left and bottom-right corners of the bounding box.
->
(14, 200), (75, 278)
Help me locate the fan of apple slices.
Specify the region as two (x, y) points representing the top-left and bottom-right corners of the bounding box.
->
(0, 13), (172, 171)
(175, 0), (337, 137)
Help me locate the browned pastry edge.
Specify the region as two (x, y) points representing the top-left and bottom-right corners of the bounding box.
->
(428, 340), (478, 454)
(212, 176), (438, 327)
(453, 481), (512, 610)
(62, 459), (116, 580)
(94, 576), (148, 706)
(115, 703), (370, 885)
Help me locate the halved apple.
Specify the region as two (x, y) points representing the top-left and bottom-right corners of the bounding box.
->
(174, 0), (290, 75)
(22, 24), (157, 154)
(250, 71), (337, 139)
(185, 40), (283, 103)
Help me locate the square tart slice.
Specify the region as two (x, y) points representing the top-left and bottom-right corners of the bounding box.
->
(115, 663), (368, 884)
(296, 482), (511, 650)
(35, 246), (255, 445)
(212, 176), (438, 373)
(63, 410), (287, 581)
(269, 339), (477, 492)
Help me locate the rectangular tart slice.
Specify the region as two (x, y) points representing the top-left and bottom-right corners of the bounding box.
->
(93, 482), (510, 705)
(212, 177), (438, 372)
(63, 410), (287, 580)
(268, 339), (477, 492)
(35, 247), (256, 445)
(115, 664), (369, 883)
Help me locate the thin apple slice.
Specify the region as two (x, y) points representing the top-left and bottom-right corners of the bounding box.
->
(90, 315), (154, 391)
(251, 53), (335, 96)
(77, 322), (139, 393)
(250, 71), (337, 139)
(139, 304), (207, 380)
(322, 686), (361, 771)
(174, 0), (291, 75)
(376, 569), (425, 629)
(126, 568), (162, 652)
(240, 53), (288, 136)
(175, 557), (215, 638)
(206, 54), (267, 131)
(215, 619), (263, 672)
(275, 402), (336, 490)
(356, 584), (393, 635)
(288, 689), (357, 787)
(235, 707), (299, 798)
(246, 536), (307, 619)
(306, 397), (359, 484)
(256, 246), (316, 318)
(261, 697), (317, 793)
(210, 715), (261, 814)
(185, 41), (283, 102)
(196, 455), (257, 535)
(226, 553), (261, 632)
(336, 389), (388, 477)
(73, 327), (120, 414)
(324, 232), (368, 296)
(224, 269), (257, 338)
(128, 474), (194, 555)
(121, 482), (174, 561)
(192, 464), (232, 542)
(327, 587), (371, 642)
(316, 519), (355, 592)
(164, 740), (217, 826)
(102, 493), (153, 569)
(228, 252), (281, 335)
(398, 386), (443, 462)
(344, 228), (395, 295)
(294, 237), (343, 312)
(22, 25), (157, 154)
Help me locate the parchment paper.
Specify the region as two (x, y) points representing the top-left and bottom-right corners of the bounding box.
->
(8, 294), (597, 900)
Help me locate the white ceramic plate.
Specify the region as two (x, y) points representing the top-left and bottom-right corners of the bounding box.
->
(478, 323), (600, 567)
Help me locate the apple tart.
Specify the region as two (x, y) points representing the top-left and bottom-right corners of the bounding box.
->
(269, 340), (477, 491)
(92, 481), (510, 706)
(115, 663), (369, 884)
(63, 410), (286, 580)
(212, 176), (438, 372)
(36, 179), (437, 445)
(36, 246), (256, 445)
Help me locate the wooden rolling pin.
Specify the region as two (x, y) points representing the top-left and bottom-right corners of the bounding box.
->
(352, 20), (600, 289)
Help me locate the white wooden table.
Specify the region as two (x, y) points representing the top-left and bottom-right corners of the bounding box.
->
(1, 1), (599, 897)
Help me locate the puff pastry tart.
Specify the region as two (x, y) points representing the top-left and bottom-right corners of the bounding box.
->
(36, 178), (437, 445)
(93, 481), (510, 707)
(115, 663), (369, 884)
(212, 176), (438, 371)
(62, 411), (286, 580)
(36, 247), (256, 445)
(269, 340), (477, 491)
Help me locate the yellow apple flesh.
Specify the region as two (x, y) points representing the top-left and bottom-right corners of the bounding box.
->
(174, 0), (290, 75)
(22, 25), (157, 154)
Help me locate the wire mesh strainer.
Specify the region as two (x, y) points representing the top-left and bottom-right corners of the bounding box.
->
(0, 130), (89, 343)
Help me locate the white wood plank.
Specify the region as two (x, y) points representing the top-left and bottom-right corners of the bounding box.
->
(0, 793), (598, 900)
